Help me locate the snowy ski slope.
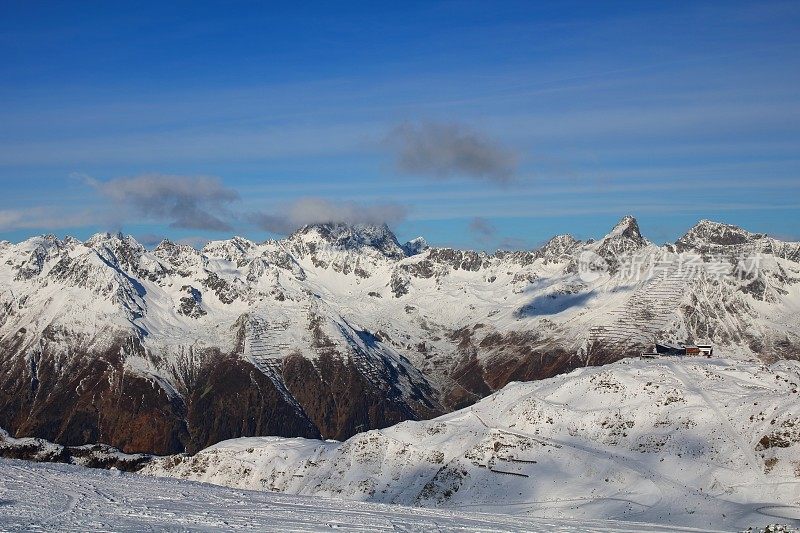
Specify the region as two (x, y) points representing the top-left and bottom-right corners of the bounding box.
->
(0, 458), (711, 532)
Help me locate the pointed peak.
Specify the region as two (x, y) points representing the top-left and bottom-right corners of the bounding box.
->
(607, 215), (642, 240)
(592, 216), (647, 261)
(154, 238), (176, 251)
(545, 233), (579, 246)
(230, 235), (256, 247)
(597, 215), (646, 247)
(62, 235), (81, 247)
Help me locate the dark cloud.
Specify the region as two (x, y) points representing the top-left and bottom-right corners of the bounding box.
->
(468, 217), (497, 243)
(250, 197), (408, 234)
(386, 122), (518, 183)
(88, 174), (239, 232)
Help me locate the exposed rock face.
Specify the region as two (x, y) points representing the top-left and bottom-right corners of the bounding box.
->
(183, 353), (321, 453)
(402, 236), (429, 256)
(289, 223), (407, 261)
(676, 219), (800, 261)
(178, 286), (206, 318)
(0, 334), (187, 455)
(441, 327), (635, 410)
(536, 234), (580, 261)
(425, 248), (488, 271)
(0, 312), (445, 454)
(1, 217), (799, 454)
(593, 215), (649, 273)
(0, 429), (153, 471)
(676, 219), (760, 250)
(283, 352), (437, 440)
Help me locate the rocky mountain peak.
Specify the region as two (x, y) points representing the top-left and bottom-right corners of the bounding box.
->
(202, 236), (256, 258)
(62, 235), (81, 248)
(85, 231), (115, 246)
(16, 234), (62, 251)
(154, 238), (176, 251)
(594, 215), (648, 262)
(85, 231), (139, 248)
(154, 238), (200, 257)
(676, 220), (764, 251)
(10, 235), (65, 280)
(402, 236), (429, 256)
(290, 222), (406, 259)
(606, 215), (644, 242)
(538, 234), (580, 259)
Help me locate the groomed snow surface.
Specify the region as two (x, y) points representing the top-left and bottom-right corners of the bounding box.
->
(0, 459), (703, 533)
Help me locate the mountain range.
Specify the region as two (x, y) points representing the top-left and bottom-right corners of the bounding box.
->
(1, 216), (798, 454)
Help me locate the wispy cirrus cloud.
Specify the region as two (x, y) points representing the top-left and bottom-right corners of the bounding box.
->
(250, 197), (408, 234)
(386, 121), (519, 183)
(0, 207), (99, 232)
(0, 210), (28, 231)
(86, 174), (239, 231)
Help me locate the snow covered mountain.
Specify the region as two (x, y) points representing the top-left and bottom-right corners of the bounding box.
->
(143, 357), (800, 531)
(1, 217), (799, 454)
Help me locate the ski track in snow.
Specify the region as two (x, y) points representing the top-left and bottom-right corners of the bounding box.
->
(663, 359), (764, 477)
(0, 459), (717, 532)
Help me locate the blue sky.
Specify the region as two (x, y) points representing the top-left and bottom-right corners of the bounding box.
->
(1, 1), (799, 249)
